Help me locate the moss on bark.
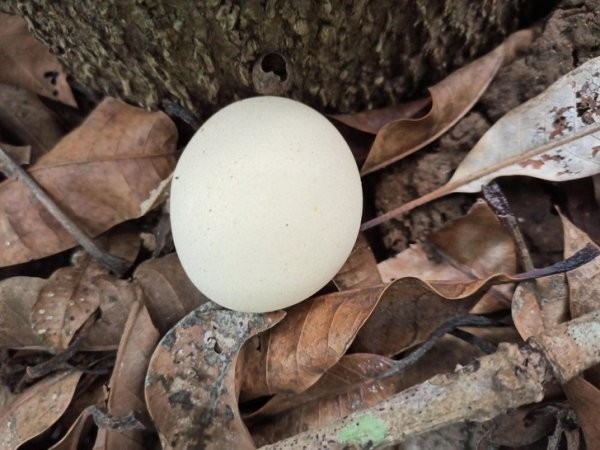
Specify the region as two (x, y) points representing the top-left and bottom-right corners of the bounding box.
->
(7, 1), (542, 118)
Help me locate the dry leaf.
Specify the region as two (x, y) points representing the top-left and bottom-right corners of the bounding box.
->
(145, 304), (284, 450)
(0, 276), (46, 349)
(0, 370), (82, 449)
(563, 377), (600, 446)
(93, 301), (159, 449)
(486, 405), (561, 447)
(332, 232), (381, 290)
(31, 231), (142, 352)
(0, 84), (64, 160)
(355, 247), (596, 356)
(349, 29), (533, 175)
(378, 200), (516, 313)
(0, 97), (177, 267)
(134, 253), (209, 334)
(49, 409), (95, 450)
(248, 337), (483, 446)
(0, 14), (76, 106)
(240, 287), (383, 399)
(363, 55), (600, 229)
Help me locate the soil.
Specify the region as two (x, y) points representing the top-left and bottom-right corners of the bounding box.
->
(373, 0), (600, 268)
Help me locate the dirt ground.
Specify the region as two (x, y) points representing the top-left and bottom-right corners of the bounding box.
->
(373, 0), (600, 268)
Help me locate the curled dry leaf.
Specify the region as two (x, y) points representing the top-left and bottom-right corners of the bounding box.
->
(145, 304), (285, 450)
(0, 370), (82, 450)
(134, 252), (209, 334)
(0, 14), (76, 107)
(93, 301), (159, 450)
(363, 55), (600, 230)
(563, 377), (600, 446)
(0, 276), (46, 349)
(332, 232), (381, 291)
(0, 97), (177, 267)
(378, 200), (516, 313)
(240, 287), (383, 400)
(248, 337), (483, 446)
(0, 84), (64, 161)
(342, 29), (533, 175)
(354, 246), (598, 356)
(32, 231), (142, 352)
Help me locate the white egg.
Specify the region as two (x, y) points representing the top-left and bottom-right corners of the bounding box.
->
(170, 96), (362, 312)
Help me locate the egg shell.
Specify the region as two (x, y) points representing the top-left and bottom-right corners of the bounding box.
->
(170, 96), (363, 312)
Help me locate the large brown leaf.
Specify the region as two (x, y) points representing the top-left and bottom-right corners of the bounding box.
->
(563, 377), (600, 446)
(145, 304), (284, 450)
(337, 29), (533, 175)
(0, 370), (82, 449)
(0, 97), (177, 267)
(378, 201), (516, 313)
(0, 14), (76, 106)
(134, 252), (209, 334)
(0, 276), (47, 349)
(240, 287), (383, 400)
(93, 300), (159, 449)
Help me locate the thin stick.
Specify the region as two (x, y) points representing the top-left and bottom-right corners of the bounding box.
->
(0, 146), (130, 275)
(361, 123), (600, 230)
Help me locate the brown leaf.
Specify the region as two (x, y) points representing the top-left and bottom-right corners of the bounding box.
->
(93, 301), (159, 449)
(248, 337), (483, 445)
(354, 247), (597, 356)
(145, 304), (284, 450)
(134, 253), (209, 334)
(0, 84), (64, 161)
(32, 231), (142, 352)
(560, 212), (600, 318)
(486, 405), (561, 447)
(0, 97), (177, 267)
(0, 14), (76, 106)
(564, 377), (600, 447)
(331, 97), (431, 134)
(357, 29), (533, 175)
(0, 276), (46, 349)
(332, 232), (381, 290)
(49, 409), (95, 450)
(240, 287), (382, 399)
(0, 370), (82, 449)
(378, 200), (516, 313)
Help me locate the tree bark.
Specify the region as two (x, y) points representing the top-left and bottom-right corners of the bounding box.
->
(4, 1), (545, 119)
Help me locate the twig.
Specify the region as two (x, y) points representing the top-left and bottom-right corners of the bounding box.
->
(482, 182), (535, 272)
(0, 146), (130, 275)
(262, 310), (600, 449)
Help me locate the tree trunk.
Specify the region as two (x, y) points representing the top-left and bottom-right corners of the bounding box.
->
(5, 1), (545, 119)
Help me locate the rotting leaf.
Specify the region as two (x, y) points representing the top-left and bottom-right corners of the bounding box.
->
(0, 84), (64, 161)
(93, 301), (159, 449)
(333, 232), (381, 290)
(378, 200), (516, 313)
(362, 55), (600, 230)
(0, 97), (177, 267)
(0, 370), (82, 449)
(0, 14), (76, 107)
(134, 252), (209, 334)
(0, 276), (47, 349)
(32, 231), (142, 352)
(145, 303), (285, 450)
(346, 29), (533, 175)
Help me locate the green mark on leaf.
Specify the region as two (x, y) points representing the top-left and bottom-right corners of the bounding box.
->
(338, 414), (387, 447)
